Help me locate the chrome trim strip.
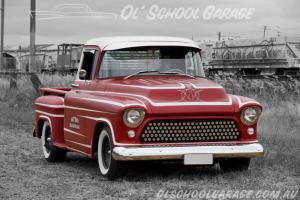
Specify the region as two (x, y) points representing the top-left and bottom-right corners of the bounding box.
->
(190, 83), (223, 89)
(70, 96), (146, 108)
(64, 105), (115, 114)
(149, 96), (232, 106)
(64, 128), (86, 137)
(35, 102), (115, 114)
(35, 103), (64, 108)
(71, 83), (80, 87)
(110, 83), (186, 90)
(36, 110), (64, 118)
(73, 80), (92, 83)
(112, 143), (264, 161)
(235, 96), (260, 108)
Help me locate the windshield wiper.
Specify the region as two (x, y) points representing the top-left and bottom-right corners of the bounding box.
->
(124, 70), (160, 79)
(159, 71), (196, 79)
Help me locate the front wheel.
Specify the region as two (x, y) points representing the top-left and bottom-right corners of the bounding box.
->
(219, 158), (250, 172)
(41, 121), (66, 162)
(97, 127), (123, 180)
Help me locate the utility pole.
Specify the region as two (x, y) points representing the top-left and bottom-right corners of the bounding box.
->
(29, 0), (36, 72)
(263, 25), (267, 38)
(0, 0), (4, 71)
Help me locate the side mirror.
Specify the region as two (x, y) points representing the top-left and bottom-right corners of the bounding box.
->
(79, 69), (87, 80)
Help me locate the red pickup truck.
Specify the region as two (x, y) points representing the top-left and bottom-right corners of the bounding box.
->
(33, 36), (264, 180)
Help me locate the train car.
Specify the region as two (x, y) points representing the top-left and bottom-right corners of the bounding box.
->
(19, 53), (47, 73)
(207, 37), (300, 76)
(1, 53), (17, 71)
(56, 43), (83, 74)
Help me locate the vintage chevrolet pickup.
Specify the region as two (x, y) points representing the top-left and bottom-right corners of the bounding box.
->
(33, 36), (264, 180)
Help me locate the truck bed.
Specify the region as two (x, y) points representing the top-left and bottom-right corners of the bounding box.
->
(40, 87), (71, 97)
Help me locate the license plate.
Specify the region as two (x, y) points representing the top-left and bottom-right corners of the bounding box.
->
(184, 154), (213, 165)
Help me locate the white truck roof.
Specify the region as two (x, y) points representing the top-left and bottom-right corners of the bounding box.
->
(85, 36), (200, 50)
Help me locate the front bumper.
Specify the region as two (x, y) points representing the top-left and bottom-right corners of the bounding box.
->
(112, 143), (264, 161)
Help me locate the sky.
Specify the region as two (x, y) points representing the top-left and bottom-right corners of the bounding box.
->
(3, 0), (300, 47)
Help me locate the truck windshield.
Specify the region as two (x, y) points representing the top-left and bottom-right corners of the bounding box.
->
(99, 46), (205, 79)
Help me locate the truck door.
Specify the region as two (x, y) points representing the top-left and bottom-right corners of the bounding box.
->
(63, 48), (100, 153)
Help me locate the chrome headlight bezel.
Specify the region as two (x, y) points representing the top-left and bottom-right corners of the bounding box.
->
(240, 106), (262, 126)
(123, 108), (145, 128)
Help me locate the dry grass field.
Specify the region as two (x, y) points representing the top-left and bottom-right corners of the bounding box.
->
(0, 74), (299, 199)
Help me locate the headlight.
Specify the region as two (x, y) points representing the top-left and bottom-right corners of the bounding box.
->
(240, 107), (261, 125)
(123, 109), (145, 128)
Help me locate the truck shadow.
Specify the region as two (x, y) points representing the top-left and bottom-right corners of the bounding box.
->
(63, 153), (222, 181)
(125, 161), (221, 181)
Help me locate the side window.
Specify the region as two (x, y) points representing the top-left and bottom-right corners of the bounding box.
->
(80, 49), (98, 80)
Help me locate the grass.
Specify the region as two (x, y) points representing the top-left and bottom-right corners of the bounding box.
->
(0, 74), (74, 107)
(0, 74), (299, 199)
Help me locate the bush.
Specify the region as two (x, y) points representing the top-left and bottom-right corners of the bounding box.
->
(213, 75), (300, 108)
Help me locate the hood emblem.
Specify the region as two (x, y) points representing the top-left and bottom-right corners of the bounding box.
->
(178, 88), (203, 101)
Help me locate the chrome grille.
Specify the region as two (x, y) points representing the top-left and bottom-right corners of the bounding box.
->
(140, 120), (240, 143)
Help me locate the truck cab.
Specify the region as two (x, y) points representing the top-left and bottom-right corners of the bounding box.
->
(34, 36), (264, 180)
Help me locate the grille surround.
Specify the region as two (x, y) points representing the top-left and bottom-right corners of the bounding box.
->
(140, 119), (240, 143)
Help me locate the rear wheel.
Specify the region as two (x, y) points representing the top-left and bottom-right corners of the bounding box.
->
(97, 126), (123, 180)
(219, 158), (250, 172)
(41, 121), (66, 162)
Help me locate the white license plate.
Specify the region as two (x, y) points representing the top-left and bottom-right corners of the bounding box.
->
(184, 153), (213, 165)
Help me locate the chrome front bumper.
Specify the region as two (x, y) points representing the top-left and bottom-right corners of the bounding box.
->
(112, 143), (264, 161)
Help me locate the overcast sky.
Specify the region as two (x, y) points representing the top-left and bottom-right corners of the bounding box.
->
(3, 0), (300, 46)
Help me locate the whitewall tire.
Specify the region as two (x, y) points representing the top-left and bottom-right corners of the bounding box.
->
(41, 121), (66, 162)
(97, 126), (123, 180)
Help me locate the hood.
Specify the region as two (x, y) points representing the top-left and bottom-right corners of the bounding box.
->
(103, 76), (235, 115)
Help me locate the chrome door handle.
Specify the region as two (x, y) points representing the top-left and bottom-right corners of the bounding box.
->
(71, 83), (79, 87)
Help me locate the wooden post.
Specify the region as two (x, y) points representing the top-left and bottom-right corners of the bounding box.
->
(9, 72), (17, 88)
(30, 73), (42, 96)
